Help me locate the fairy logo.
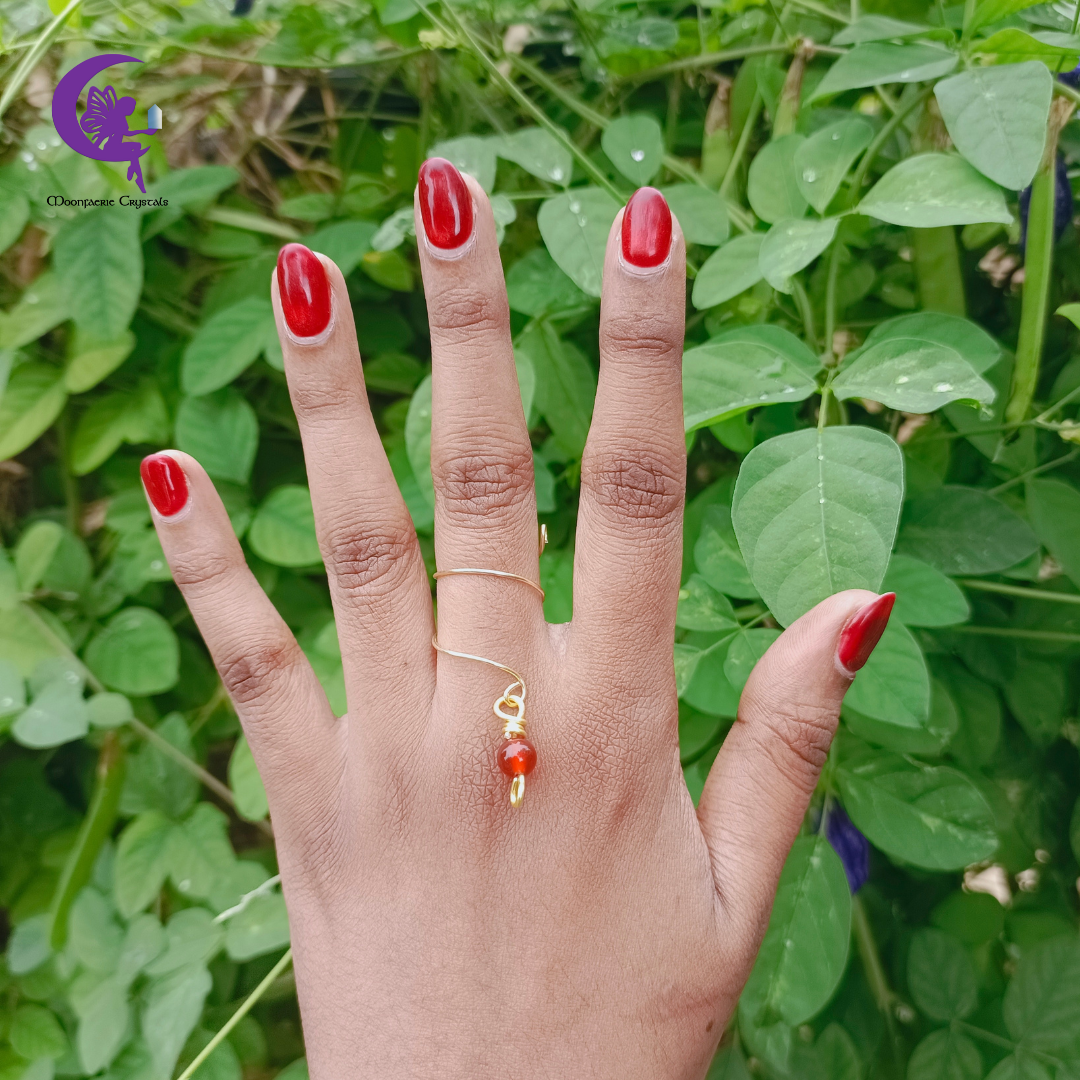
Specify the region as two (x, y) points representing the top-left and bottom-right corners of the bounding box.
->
(52, 53), (161, 193)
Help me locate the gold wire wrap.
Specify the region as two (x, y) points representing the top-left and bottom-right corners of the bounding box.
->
(433, 567), (544, 600)
(431, 635), (530, 807)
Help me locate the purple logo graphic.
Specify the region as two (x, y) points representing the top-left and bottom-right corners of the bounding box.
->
(52, 54), (161, 194)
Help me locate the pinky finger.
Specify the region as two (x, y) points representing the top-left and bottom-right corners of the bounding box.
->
(141, 451), (343, 837)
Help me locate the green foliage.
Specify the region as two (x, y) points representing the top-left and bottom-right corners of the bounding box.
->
(2, 0), (1080, 1074)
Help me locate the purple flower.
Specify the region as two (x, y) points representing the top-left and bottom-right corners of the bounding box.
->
(1019, 153), (1073, 250)
(826, 806), (870, 893)
(1060, 64), (1080, 89)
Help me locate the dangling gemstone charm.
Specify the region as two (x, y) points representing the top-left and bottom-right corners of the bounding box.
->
(494, 684), (535, 807)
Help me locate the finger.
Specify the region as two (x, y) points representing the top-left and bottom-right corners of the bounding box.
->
(572, 188), (687, 688)
(140, 451), (342, 833)
(698, 590), (895, 926)
(414, 160), (544, 663)
(272, 244), (434, 754)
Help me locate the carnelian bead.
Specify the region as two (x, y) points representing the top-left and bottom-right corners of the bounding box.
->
(497, 738), (536, 777)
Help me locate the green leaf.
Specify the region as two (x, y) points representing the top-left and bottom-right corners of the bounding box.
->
(794, 117), (875, 214)
(538, 188), (620, 298)
(175, 388), (259, 484)
(181, 297), (275, 396)
(85, 607), (180, 696)
(7, 913), (53, 975)
(852, 312), (1002, 374)
(748, 135), (807, 224)
(833, 335), (995, 412)
(249, 486), (322, 568)
(934, 63), (1052, 191)
(166, 803), (235, 902)
(707, 1046), (752, 1080)
(859, 153), (1013, 227)
(120, 713), (199, 819)
(674, 643), (704, 696)
(506, 248), (591, 318)
(1058, 302), (1080, 330)
(146, 165), (239, 207)
(53, 208), (143, 340)
(0, 185), (29, 253)
(306, 220), (377, 276)
(1005, 658), (1065, 747)
(844, 621), (930, 728)
(906, 1030), (983, 1080)
(404, 374), (434, 508)
(142, 963), (213, 1080)
(971, 0), (1046, 34)
(430, 134), (498, 191)
(0, 363), (67, 460)
(0, 658), (26, 716)
(792, 1024), (861, 1080)
(881, 553), (969, 626)
(1003, 936), (1080, 1052)
(682, 327), (819, 431)
(228, 734), (268, 822)
(145, 908), (224, 977)
(225, 892), (290, 961)
(677, 574), (739, 631)
(692, 233), (766, 309)
(812, 43), (959, 100)
(732, 427), (905, 627)
(518, 320), (596, 459)
(695, 504), (760, 599)
(661, 184), (729, 247)
(361, 248), (413, 291)
(68, 886), (123, 972)
(831, 15), (931, 44)
(741, 835), (852, 1026)
(977, 28), (1080, 66)
(71, 383), (169, 475)
(9, 1005), (68, 1060)
(1026, 478), (1080, 589)
(898, 486), (1039, 575)
(724, 627), (781, 691)
(985, 1054), (1053, 1080)
(12, 677), (89, 748)
(908, 928), (979, 1020)
(64, 331), (136, 394)
(15, 520), (63, 592)
(602, 114), (665, 185)
(76, 975), (129, 1074)
(844, 675), (958, 756)
(760, 217), (839, 293)
(0, 272), (69, 351)
(114, 810), (174, 918)
(837, 736), (998, 870)
(498, 127), (573, 186)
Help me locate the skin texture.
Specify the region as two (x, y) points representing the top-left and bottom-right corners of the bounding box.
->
(144, 172), (882, 1079)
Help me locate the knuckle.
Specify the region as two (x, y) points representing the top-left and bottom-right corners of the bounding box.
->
(288, 381), (356, 423)
(168, 548), (239, 598)
(750, 701), (837, 793)
(218, 638), (304, 708)
(580, 447), (684, 530)
(433, 446), (534, 521)
(428, 287), (507, 342)
(321, 522), (419, 602)
(600, 313), (682, 366)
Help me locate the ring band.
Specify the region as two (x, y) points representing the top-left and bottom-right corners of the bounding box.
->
(433, 568), (545, 601)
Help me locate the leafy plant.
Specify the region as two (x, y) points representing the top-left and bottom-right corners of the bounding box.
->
(2, 0), (1080, 1076)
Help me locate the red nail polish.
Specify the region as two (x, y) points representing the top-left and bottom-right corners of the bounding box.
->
(276, 243), (332, 339)
(418, 157), (474, 250)
(837, 593), (895, 674)
(622, 186), (672, 269)
(141, 453), (189, 517)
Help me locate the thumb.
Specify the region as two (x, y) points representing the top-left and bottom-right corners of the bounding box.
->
(697, 589), (894, 927)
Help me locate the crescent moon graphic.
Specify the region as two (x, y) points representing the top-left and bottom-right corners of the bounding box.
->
(52, 53), (145, 164)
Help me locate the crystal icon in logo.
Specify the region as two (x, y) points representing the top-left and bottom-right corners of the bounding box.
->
(51, 54), (161, 193)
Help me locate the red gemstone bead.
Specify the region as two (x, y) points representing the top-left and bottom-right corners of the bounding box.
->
(497, 738), (537, 777)
(418, 157), (474, 250)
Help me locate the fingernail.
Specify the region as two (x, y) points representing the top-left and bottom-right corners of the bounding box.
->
(276, 243), (332, 340)
(836, 593), (895, 675)
(141, 453), (189, 518)
(621, 186), (672, 271)
(418, 157), (474, 253)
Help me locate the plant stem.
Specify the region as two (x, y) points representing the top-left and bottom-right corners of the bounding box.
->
(988, 449), (1080, 494)
(823, 240), (843, 364)
(959, 579), (1080, 605)
(848, 86), (932, 199)
(949, 625), (1080, 643)
(0, 0), (82, 130)
(720, 90), (762, 199)
(792, 278), (817, 346)
(175, 949), (293, 1080)
(852, 894), (903, 1072)
(1007, 96), (1076, 424)
(621, 42), (792, 81)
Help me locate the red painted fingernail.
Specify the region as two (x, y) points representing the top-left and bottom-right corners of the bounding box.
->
(622, 186), (672, 270)
(837, 593), (895, 674)
(141, 453), (189, 517)
(418, 157), (474, 250)
(276, 243), (332, 339)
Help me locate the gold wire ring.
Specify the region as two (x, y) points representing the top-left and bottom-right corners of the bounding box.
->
(433, 567), (545, 600)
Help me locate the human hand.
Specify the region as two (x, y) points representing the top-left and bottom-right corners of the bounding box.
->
(140, 160), (893, 1079)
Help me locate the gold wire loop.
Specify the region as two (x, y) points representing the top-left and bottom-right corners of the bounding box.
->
(433, 567), (544, 600)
